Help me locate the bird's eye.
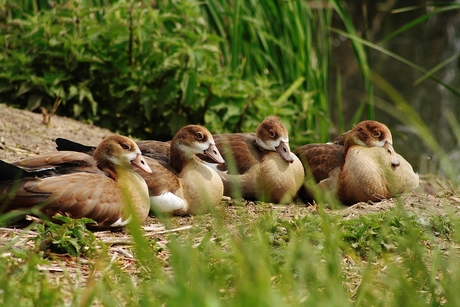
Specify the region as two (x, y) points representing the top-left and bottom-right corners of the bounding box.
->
(269, 130), (276, 138)
(195, 132), (204, 140)
(372, 130), (381, 138)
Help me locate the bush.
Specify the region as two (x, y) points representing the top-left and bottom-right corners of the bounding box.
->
(0, 0), (305, 141)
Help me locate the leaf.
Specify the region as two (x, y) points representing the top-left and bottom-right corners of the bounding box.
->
(78, 86), (98, 115)
(0, 82), (13, 94)
(13, 82), (33, 99)
(181, 71), (197, 105)
(168, 113), (188, 134)
(67, 85), (78, 101)
(274, 76), (305, 105)
(26, 94), (42, 111)
(73, 103), (83, 117)
(141, 93), (157, 121)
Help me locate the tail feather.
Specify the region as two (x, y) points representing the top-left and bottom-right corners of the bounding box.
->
(55, 137), (95, 154)
(0, 160), (34, 181)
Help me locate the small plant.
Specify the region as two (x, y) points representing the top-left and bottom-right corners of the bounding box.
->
(430, 215), (454, 240)
(340, 211), (425, 259)
(0, 248), (63, 306)
(40, 95), (62, 127)
(33, 215), (98, 257)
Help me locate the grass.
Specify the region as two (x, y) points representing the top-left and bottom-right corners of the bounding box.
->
(1, 195), (460, 306)
(201, 0), (354, 143)
(2, 1), (460, 306)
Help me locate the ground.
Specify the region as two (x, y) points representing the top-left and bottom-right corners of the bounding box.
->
(0, 103), (459, 289)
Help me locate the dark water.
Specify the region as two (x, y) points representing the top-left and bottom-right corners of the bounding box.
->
(331, 1), (460, 177)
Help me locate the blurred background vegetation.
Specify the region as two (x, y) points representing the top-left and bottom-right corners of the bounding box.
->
(0, 0), (459, 176)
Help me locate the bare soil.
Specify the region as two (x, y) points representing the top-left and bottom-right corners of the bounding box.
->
(0, 103), (459, 282)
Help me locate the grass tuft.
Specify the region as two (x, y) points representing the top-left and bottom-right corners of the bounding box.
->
(34, 216), (98, 257)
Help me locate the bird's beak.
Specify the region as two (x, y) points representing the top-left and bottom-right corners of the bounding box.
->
(276, 141), (294, 163)
(132, 154), (153, 173)
(205, 144), (225, 164)
(384, 141), (400, 167)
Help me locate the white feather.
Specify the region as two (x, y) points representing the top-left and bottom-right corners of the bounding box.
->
(110, 216), (132, 227)
(256, 136), (289, 152)
(202, 161), (227, 174)
(150, 192), (186, 212)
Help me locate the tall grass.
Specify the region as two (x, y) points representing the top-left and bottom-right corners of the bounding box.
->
(201, 0), (370, 143)
(2, 202), (460, 306)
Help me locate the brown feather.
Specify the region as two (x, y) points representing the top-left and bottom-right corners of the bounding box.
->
(212, 133), (260, 175)
(294, 143), (345, 183)
(0, 135), (151, 229)
(294, 120), (418, 205)
(211, 116), (304, 203)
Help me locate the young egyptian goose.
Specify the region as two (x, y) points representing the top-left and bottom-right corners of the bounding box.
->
(294, 120), (419, 205)
(144, 125), (225, 215)
(0, 135), (152, 229)
(57, 125), (225, 215)
(204, 116), (304, 203)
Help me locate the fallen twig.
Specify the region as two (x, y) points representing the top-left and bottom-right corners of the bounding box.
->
(0, 227), (37, 236)
(143, 225), (192, 237)
(99, 225), (193, 245)
(0, 145), (37, 155)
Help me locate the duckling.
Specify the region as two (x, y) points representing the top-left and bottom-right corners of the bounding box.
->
(294, 120), (418, 205)
(0, 134), (152, 229)
(144, 125), (225, 215)
(206, 116), (304, 203)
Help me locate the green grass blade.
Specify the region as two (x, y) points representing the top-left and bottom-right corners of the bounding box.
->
(383, 4), (460, 42)
(443, 107), (460, 145)
(372, 72), (456, 182)
(274, 76), (305, 105)
(335, 68), (344, 133)
(230, 0), (241, 72)
(330, 0), (374, 119)
(333, 28), (460, 97)
(413, 52), (460, 85)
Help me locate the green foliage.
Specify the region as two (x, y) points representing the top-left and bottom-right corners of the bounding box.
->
(430, 215), (454, 240)
(0, 248), (63, 306)
(0, 0), (215, 139)
(0, 0), (310, 141)
(0, 0), (373, 143)
(33, 215), (97, 257)
(202, 0), (343, 142)
(2, 1), (459, 147)
(2, 202), (460, 306)
(340, 210), (425, 258)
